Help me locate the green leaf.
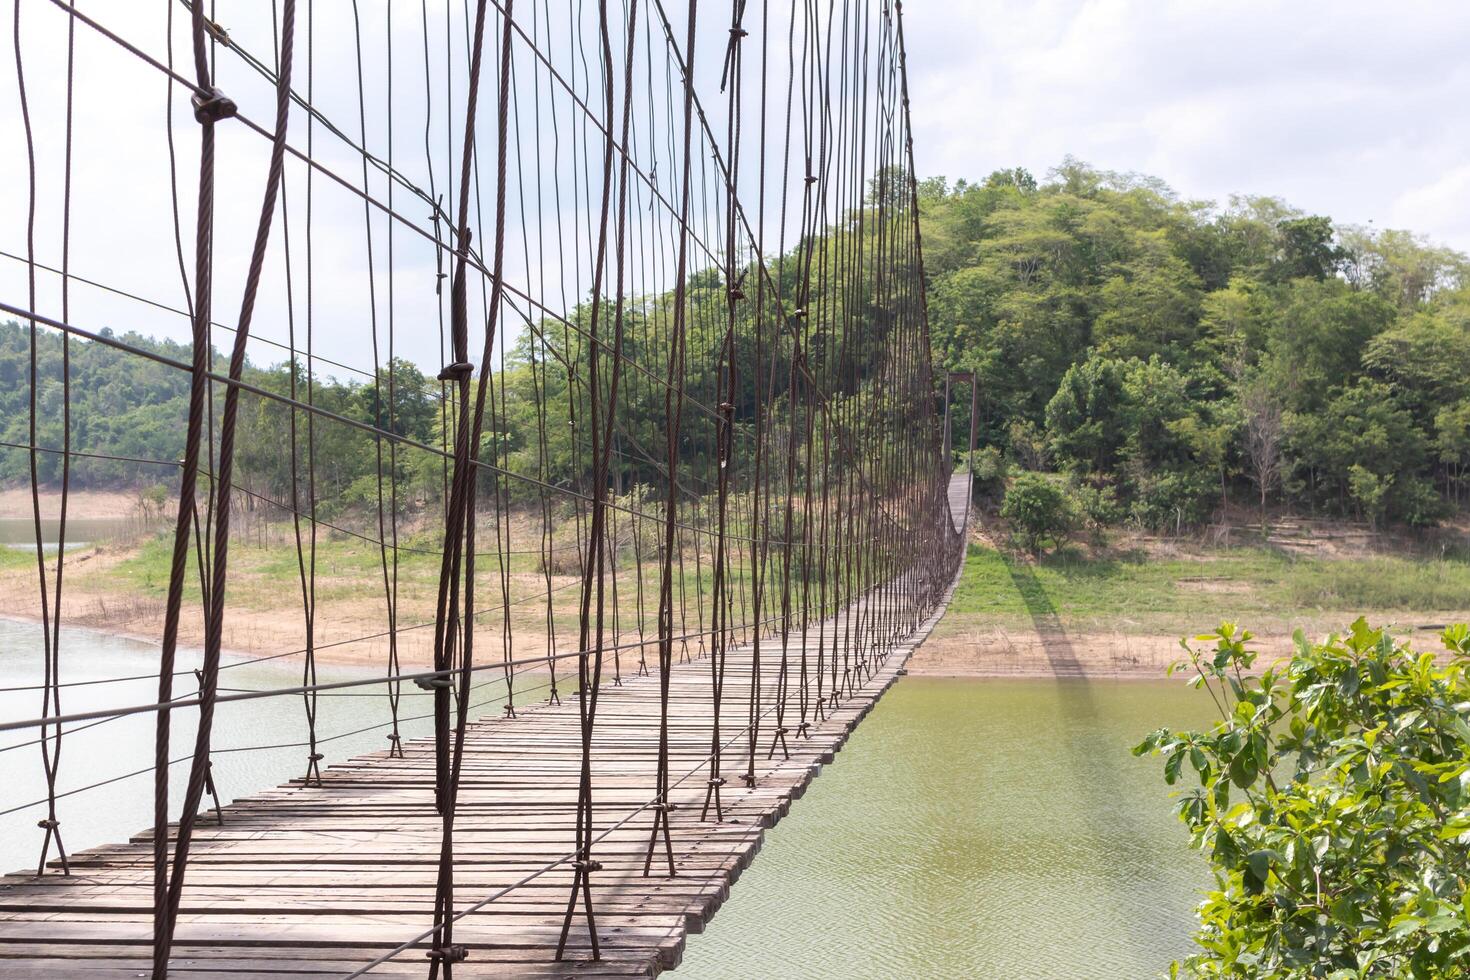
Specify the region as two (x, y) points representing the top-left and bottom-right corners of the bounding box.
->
(1330, 894), (1361, 928)
(1142, 617), (1470, 975)
(1424, 913), (1462, 934)
(1386, 914), (1424, 940)
(1165, 747), (1185, 785)
(1246, 849), (1274, 883)
(1229, 751), (1258, 789)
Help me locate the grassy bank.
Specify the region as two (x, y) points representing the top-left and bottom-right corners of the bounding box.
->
(949, 543), (1470, 626)
(915, 539), (1470, 676)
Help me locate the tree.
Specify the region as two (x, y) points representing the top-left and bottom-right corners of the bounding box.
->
(1000, 473), (1074, 554)
(1435, 402), (1470, 508)
(1045, 355), (1126, 476)
(1092, 235), (1204, 362)
(1269, 215), (1343, 282)
(1302, 382), (1431, 525)
(1363, 313), (1470, 426)
(1341, 226), (1469, 309)
(1136, 620), (1470, 977)
(1347, 464), (1393, 530)
(1240, 383), (1284, 529)
(1260, 279), (1396, 416)
(1198, 276), (1270, 370)
(915, 160), (1470, 532)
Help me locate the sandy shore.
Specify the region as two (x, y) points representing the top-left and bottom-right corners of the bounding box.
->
(9, 601), (1452, 681)
(0, 588), (571, 672)
(906, 619), (1457, 679)
(908, 629), (1186, 679)
(0, 488), (148, 521)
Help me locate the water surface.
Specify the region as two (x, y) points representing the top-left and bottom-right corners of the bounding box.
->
(680, 676), (1217, 979)
(0, 617), (439, 873)
(0, 515), (143, 553)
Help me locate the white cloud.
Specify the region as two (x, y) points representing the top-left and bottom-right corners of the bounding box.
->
(1390, 165), (1470, 246)
(902, 0), (1470, 252)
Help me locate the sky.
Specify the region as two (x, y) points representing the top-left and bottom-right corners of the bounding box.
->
(900, 0), (1470, 249)
(4, 0), (1470, 378)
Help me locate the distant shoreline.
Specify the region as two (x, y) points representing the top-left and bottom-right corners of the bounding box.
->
(0, 487), (149, 522)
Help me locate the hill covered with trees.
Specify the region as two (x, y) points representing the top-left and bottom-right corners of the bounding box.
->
(922, 159), (1470, 530)
(9, 157), (1470, 537)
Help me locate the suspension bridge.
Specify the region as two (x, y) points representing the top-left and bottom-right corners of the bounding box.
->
(1, 0), (973, 975)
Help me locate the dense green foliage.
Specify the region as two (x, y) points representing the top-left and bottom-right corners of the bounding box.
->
(0, 325), (194, 486)
(0, 323), (443, 515)
(1137, 622), (1470, 977)
(923, 160), (1470, 529)
(999, 472), (1074, 553)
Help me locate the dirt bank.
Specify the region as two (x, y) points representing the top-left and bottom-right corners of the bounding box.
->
(0, 488), (148, 521)
(907, 617), (1457, 679)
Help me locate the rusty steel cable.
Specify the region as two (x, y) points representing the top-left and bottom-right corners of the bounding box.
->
(6, 1), (956, 974)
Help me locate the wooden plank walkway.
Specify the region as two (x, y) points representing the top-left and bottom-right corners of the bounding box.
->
(948, 470), (972, 534)
(0, 477), (971, 978)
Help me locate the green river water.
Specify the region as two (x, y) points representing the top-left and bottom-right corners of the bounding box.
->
(680, 677), (1218, 979)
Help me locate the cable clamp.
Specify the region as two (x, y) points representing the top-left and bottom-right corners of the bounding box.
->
(729, 27), (748, 39)
(707, 776), (727, 788)
(201, 15), (231, 46)
(192, 87), (238, 124)
(414, 675), (454, 691)
(573, 858), (603, 873)
(805, 174), (819, 185)
(437, 361), (474, 382)
(793, 307), (808, 318)
(652, 800), (681, 812)
(775, 726), (789, 735)
(36, 818), (59, 831)
(796, 722), (810, 734)
(425, 945), (469, 963)
(308, 753), (324, 762)
(386, 732), (401, 742)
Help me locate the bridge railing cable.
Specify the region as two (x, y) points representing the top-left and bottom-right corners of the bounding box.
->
(3, 0), (957, 975)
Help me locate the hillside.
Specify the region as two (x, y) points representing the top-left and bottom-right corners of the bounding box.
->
(922, 159), (1470, 530)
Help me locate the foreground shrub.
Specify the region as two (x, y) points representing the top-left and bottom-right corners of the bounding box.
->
(1137, 620), (1470, 977)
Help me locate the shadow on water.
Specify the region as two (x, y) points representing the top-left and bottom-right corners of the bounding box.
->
(1003, 552), (1181, 965)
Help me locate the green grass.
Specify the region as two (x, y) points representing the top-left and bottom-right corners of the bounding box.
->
(947, 543), (1470, 633)
(1283, 559), (1470, 612)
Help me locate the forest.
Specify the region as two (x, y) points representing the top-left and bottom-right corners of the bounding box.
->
(0, 224), (897, 520)
(6, 157), (1470, 534)
(923, 159), (1470, 531)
